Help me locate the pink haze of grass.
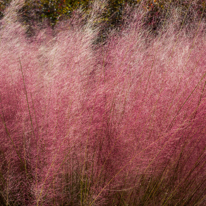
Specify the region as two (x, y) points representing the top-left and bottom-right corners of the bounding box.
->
(0, 0), (206, 205)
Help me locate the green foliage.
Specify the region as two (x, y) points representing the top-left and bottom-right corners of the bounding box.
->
(0, 0), (205, 38)
(0, 0), (12, 19)
(18, 0), (93, 26)
(1, 0), (205, 31)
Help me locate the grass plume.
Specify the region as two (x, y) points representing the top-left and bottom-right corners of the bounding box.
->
(0, 0), (206, 205)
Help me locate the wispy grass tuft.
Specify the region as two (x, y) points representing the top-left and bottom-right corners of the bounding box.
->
(0, 0), (206, 205)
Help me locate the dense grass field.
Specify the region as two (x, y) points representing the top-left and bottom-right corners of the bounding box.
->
(0, 0), (206, 205)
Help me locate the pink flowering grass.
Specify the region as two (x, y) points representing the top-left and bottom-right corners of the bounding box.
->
(0, 0), (206, 205)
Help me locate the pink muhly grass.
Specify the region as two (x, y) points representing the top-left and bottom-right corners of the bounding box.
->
(89, 6), (206, 205)
(0, 0), (206, 205)
(0, 1), (97, 205)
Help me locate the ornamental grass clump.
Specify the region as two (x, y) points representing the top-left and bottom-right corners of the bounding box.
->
(0, 0), (206, 205)
(89, 5), (206, 205)
(0, 0), (97, 205)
